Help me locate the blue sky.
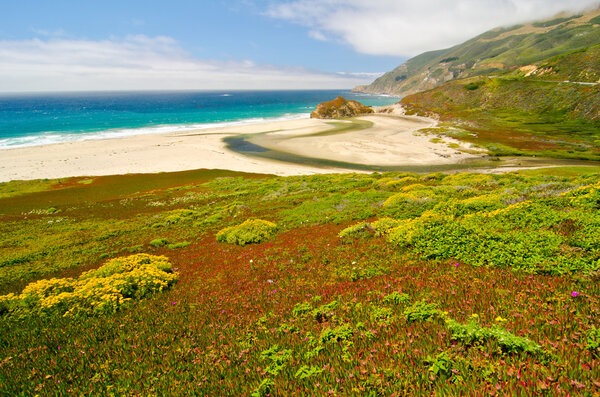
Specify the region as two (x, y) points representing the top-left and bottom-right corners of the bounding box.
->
(0, 0), (598, 91)
(0, 0), (401, 73)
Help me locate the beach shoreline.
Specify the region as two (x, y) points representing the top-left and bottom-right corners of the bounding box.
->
(0, 112), (484, 183)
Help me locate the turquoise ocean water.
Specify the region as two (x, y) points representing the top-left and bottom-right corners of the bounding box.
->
(0, 90), (399, 149)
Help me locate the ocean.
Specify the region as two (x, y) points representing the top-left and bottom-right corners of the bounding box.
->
(0, 90), (399, 149)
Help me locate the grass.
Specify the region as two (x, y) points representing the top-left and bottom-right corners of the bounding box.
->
(0, 168), (600, 394)
(402, 76), (600, 160)
(0, 178), (58, 199)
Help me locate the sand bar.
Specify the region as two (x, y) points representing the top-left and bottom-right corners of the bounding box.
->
(0, 112), (482, 183)
(249, 114), (478, 166)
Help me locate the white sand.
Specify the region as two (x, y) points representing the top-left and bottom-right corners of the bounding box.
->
(250, 114), (478, 166)
(0, 113), (482, 183)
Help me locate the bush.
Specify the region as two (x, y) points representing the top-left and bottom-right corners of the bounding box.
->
(0, 254), (178, 318)
(338, 222), (372, 239)
(447, 318), (543, 356)
(168, 241), (191, 250)
(383, 291), (410, 305)
(464, 81), (483, 91)
(216, 219), (277, 246)
(404, 300), (444, 323)
(371, 218), (402, 236)
(586, 326), (600, 354)
(150, 238), (169, 248)
(385, 177), (418, 189)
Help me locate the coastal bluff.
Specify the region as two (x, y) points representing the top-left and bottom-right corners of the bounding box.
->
(310, 96), (374, 119)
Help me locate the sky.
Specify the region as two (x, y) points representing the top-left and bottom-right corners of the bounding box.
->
(0, 0), (598, 92)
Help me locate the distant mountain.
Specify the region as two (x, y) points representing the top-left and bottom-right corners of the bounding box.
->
(355, 8), (600, 97)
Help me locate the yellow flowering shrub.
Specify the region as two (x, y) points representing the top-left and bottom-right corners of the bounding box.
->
(385, 219), (423, 247)
(402, 183), (430, 192)
(441, 173), (494, 186)
(562, 182), (600, 208)
(383, 189), (436, 207)
(385, 177), (419, 189)
(371, 218), (402, 236)
(374, 177), (396, 186)
(81, 253), (173, 279)
(0, 254), (178, 318)
(485, 201), (533, 218)
(452, 193), (512, 215)
(216, 219), (278, 246)
(163, 209), (199, 224)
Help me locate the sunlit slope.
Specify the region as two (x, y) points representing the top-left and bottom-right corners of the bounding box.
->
(356, 8), (600, 96)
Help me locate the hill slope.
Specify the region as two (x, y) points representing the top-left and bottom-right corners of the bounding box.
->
(1, 167), (600, 394)
(399, 44), (600, 160)
(355, 8), (600, 97)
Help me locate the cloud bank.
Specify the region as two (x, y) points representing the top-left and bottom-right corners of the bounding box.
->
(0, 35), (374, 92)
(267, 0), (600, 56)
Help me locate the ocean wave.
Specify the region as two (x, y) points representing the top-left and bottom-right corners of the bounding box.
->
(0, 113), (311, 150)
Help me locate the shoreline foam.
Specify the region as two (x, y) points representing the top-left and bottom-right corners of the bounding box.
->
(0, 113), (311, 150)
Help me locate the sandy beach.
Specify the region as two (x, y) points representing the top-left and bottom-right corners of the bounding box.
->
(0, 110), (482, 183)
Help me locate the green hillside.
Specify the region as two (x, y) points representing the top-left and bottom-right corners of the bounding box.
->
(400, 43), (600, 160)
(356, 8), (600, 96)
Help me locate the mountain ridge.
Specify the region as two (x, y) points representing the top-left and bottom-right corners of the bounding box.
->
(355, 7), (600, 97)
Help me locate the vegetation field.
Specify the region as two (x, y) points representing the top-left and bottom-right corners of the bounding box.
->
(402, 75), (600, 161)
(1, 167), (600, 395)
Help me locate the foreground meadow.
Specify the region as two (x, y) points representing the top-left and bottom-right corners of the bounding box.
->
(1, 167), (599, 395)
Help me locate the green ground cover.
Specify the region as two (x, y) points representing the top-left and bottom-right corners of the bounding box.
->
(402, 76), (600, 160)
(1, 167), (599, 394)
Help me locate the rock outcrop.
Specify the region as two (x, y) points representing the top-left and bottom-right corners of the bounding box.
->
(310, 96), (374, 119)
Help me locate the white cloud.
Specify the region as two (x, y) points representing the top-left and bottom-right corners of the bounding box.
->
(266, 0), (600, 56)
(30, 27), (68, 37)
(308, 30), (327, 41)
(0, 35), (373, 92)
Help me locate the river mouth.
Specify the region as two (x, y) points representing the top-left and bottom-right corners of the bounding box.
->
(224, 117), (600, 173)
(225, 133), (600, 173)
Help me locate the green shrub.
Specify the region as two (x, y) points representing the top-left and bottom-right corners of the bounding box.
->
(216, 219), (277, 246)
(447, 318), (543, 356)
(167, 241), (191, 250)
(464, 81), (483, 90)
(153, 209), (200, 228)
(292, 301), (313, 316)
(251, 378), (275, 397)
(338, 222), (372, 239)
(163, 209), (199, 224)
(372, 218), (403, 236)
(426, 351), (458, 381)
(404, 300), (444, 323)
(295, 365), (323, 379)
(371, 306), (393, 323)
(312, 300), (339, 323)
(384, 176), (418, 189)
(383, 291), (410, 305)
(320, 323), (354, 343)
(586, 326), (600, 354)
(150, 238), (169, 248)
